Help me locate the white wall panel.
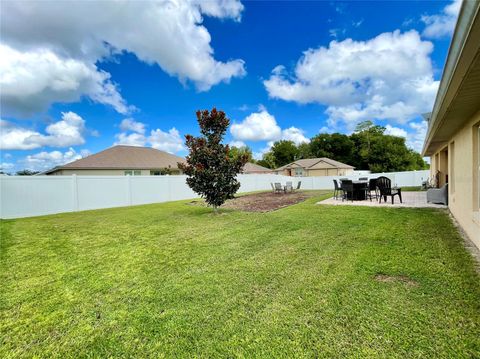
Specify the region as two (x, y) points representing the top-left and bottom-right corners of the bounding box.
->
(0, 176), (73, 218)
(76, 176), (129, 211)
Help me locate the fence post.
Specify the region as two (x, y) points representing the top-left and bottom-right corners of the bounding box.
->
(72, 174), (79, 212)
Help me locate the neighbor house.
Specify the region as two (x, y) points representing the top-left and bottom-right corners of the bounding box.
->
(45, 145), (186, 175)
(242, 162), (272, 174)
(275, 158), (354, 177)
(422, 0), (480, 248)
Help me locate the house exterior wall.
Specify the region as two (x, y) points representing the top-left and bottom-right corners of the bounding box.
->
(244, 170), (272, 174)
(306, 168), (353, 177)
(49, 169), (181, 176)
(429, 146), (448, 187)
(278, 168), (299, 176)
(278, 168), (353, 177)
(430, 109), (480, 248)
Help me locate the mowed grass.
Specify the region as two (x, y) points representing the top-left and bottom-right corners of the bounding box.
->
(1, 192), (479, 358)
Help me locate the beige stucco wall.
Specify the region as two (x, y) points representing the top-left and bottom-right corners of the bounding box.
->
(307, 169), (327, 176)
(430, 109), (480, 248)
(307, 168), (353, 177)
(50, 169), (181, 176)
(279, 168), (353, 177)
(278, 169), (292, 176)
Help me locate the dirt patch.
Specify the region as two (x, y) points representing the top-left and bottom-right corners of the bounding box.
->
(189, 190), (327, 212)
(374, 274), (419, 287)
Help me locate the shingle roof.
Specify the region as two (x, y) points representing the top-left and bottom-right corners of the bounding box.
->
(275, 157), (354, 171)
(45, 145), (186, 173)
(242, 162), (272, 173)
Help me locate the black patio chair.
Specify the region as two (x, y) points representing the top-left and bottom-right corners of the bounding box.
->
(340, 179), (354, 202)
(376, 176), (402, 204)
(333, 179), (342, 199)
(296, 181), (302, 191)
(366, 178), (378, 201)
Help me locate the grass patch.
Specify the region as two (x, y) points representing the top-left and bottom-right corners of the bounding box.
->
(401, 186), (423, 192)
(1, 193), (479, 357)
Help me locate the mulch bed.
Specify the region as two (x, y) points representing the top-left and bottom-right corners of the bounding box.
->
(189, 190), (326, 212)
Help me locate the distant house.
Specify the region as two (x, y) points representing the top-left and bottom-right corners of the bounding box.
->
(422, 0), (480, 248)
(45, 145), (186, 175)
(242, 162), (272, 174)
(275, 158), (354, 177)
(274, 157), (355, 177)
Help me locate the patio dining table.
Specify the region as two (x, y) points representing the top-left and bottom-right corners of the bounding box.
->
(347, 180), (369, 200)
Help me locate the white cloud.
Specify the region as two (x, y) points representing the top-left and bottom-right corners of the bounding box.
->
(264, 30), (439, 129)
(229, 140), (246, 148)
(194, 0), (244, 21)
(0, 0), (246, 118)
(114, 132), (147, 147)
(119, 118), (146, 134)
(114, 119), (184, 153)
(31, 112), (86, 148)
(1, 162), (15, 172)
(384, 124), (408, 138)
(0, 44), (130, 117)
(115, 118), (147, 146)
(329, 28), (346, 39)
(0, 120), (40, 150)
(230, 110), (282, 141)
(422, 0), (461, 39)
(407, 121), (428, 152)
(20, 147), (90, 171)
(0, 112), (87, 150)
(281, 127), (310, 145)
(253, 141), (275, 161)
(382, 121), (428, 152)
(236, 104), (250, 112)
(149, 128), (184, 154)
(319, 126), (335, 134)
(231, 109), (309, 159)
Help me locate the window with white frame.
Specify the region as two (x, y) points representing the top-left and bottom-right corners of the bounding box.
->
(124, 170), (141, 176)
(294, 168), (304, 176)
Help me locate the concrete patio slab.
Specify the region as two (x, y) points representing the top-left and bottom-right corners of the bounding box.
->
(316, 191), (447, 209)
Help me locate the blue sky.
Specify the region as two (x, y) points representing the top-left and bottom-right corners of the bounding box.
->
(0, 0), (460, 172)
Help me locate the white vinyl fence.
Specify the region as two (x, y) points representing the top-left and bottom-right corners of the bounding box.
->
(0, 170), (429, 219)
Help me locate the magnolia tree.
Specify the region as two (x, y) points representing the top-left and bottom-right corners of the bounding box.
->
(179, 108), (248, 211)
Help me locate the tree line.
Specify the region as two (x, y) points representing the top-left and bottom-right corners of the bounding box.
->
(230, 121), (428, 173)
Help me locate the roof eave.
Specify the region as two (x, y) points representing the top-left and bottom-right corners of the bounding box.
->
(422, 0), (480, 156)
(53, 165), (183, 171)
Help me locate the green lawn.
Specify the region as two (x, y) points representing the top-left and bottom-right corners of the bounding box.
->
(1, 192), (479, 358)
(398, 186), (423, 192)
